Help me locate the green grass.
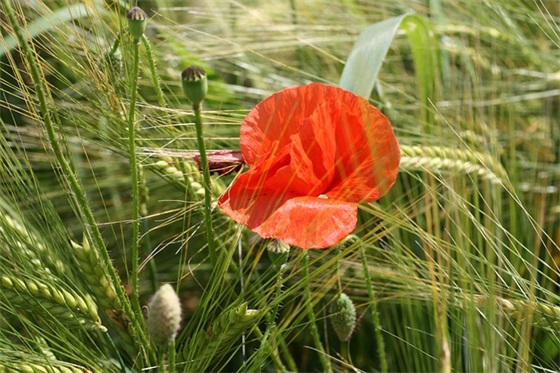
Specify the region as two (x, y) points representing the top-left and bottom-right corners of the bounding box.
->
(0, 0), (558, 371)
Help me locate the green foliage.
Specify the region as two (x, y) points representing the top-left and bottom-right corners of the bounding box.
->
(0, 0), (558, 371)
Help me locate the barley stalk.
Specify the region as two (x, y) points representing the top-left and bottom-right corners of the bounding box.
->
(475, 295), (560, 328)
(71, 239), (119, 311)
(150, 156), (226, 196)
(0, 211), (67, 276)
(184, 302), (261, 367)
(0, 362), (88, 373)
(0, 274), (104, 331)
(400, 145), (509, 185)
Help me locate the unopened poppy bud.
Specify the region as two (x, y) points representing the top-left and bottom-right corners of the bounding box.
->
(182, 65), (208, 108)
(147, 284), (182, 347)
(267, 240), (290, 269)
(127, 7), (147, 43)
(101, 49), (122, 74)
(329, 292), (356, 342)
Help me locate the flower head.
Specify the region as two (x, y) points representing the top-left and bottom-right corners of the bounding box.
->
(147, 284), (182, 347)
(182, 65), (208, 108)
(126, 7), (147, 43)
(218, 83), (400, 249)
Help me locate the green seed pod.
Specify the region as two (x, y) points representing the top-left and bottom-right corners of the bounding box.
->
(329, 292), (357, 342)
(127, 7), (148, 43)
(181, 65), (208, 108)
(147, 284), (182, 347)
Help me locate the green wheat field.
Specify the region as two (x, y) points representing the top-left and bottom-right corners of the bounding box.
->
(0, 0), (558, 372)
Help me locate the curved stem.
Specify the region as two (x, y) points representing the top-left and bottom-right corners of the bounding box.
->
(192, 104), (217, 265)
(303, 252), (332, 373)
(2, 0), (152, 362)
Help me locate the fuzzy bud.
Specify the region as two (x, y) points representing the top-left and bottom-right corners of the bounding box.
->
(127, 7), (147, 43)
(181, 65), (208, 108)
(147, 284), (182, 347)
(329, 292), (356, 342)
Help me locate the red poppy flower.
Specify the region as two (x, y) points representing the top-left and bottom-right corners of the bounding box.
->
(218, 83), (400, 249)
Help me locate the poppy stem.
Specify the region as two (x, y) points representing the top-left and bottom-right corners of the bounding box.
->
(192, 104), (217, 265)
(168, 340), (177, 373)
(303, 252), (332, 373)
(141, 34), (168, 115)
(127, 39), (145, 324)
(360, 243), (388, 373)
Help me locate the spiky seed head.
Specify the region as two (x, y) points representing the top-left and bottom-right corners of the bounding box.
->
(329, 292), (357, 342)
(147, 284), (182, 347)
(126, 7), (147, 43)
(181, 65), (208, 108)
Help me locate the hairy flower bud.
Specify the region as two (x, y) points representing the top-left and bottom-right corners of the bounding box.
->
(127, 7), (147, 43)
(329, 292), (356, 342)
(147, 284), (182, 347)
(181, 65), (208, 108)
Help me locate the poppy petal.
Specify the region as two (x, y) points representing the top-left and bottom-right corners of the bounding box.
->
(325, 95), (400, 203)
(252, 196), (357, 249)
(240, 83), (328, 166)
(219, 83), (400, 249)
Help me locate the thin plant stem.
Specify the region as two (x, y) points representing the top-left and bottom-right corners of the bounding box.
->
(341, 341), (352, 369)
(255, 253), (289, 371)
(303, 252), (332, 373)
(110, 33), (120, 55)
(1, 0), (152, 362)
(252, 327), (288, 372)
(127, 39), (144, 321)
(192, 103), (217, 265)
(157, 350), (165, 372)
(141, 34), (167, 111)
(168, 341), (177, 373)
(360, 244), (388, 373)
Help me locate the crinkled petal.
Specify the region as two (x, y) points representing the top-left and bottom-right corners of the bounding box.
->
(324, 95), (400, 202)
(252, 196), (357, 249)
(220, 83), (401, 250)
(240, 83), (328, 166)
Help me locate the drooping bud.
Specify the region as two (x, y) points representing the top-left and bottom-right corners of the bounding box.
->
(101, 48), (123, 75)
(147, 284), (182, 347)
(267, 240), (290, 269)
(127, 7), (148, 43)
(329, 292), (356, 342)
(181, 65), (208, 108)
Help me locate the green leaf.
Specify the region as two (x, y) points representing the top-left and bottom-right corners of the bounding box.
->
(339, 14), (440, 112)
(339, 14), (407, 97)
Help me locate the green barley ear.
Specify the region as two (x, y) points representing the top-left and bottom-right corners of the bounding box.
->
(329, 292), (357, 342)
(127, 7), (148, 43)
(72, 238), (119, 311)
(147, 284), (182, 348)
(182, 66), (208, 108)
(0, 274), (104, 331)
